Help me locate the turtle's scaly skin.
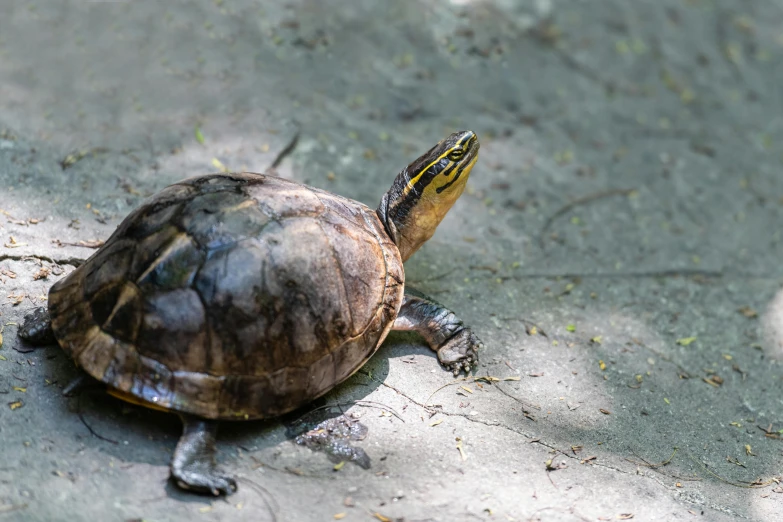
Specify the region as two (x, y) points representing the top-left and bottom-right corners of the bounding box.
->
(49, 173), (405, 420)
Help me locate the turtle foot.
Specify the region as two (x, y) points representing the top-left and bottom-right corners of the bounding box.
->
(171, 416), (236, 496)
(18, 307), (56, 345)
(171, 464), (237, 496)
(437, 329), (482, 376)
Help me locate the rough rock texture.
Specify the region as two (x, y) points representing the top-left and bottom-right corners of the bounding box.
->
(1, 1), (783, 521)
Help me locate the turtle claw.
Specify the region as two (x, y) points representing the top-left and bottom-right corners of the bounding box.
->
(437, 329), (482, 376)
(173, 470), (237, 496)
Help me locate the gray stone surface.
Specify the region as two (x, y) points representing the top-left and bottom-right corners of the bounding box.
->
(1, 0), (783, 520)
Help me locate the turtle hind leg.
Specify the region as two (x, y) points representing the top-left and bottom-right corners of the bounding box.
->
(170, 415), (237, 496)
(18, 307), (56, 346)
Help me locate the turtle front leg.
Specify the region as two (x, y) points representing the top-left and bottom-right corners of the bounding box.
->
(392, 288), (482, 376)
(18, 307), (56, 345)
(170, 415), (237, 496)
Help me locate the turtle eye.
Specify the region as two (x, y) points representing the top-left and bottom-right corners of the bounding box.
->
(447, 149), (464, 161)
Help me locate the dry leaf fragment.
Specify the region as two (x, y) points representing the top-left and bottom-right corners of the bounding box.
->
(211, 158), (229, 173)
(33, 267), (51, 280)
(430, 419), (443, 427)
(0, 268), (16, 279)
(617, 515), (634, 520)
(726, 456), (746, 468)
(529, 372), (544, 377)
(7, 293), (24, 305)
(545, 458), (567, 471)
(702, 376), (722, 387)
(476, 376), (500, 382)
(503, 376), (521, 381)
(78, 240), (104, 248)
(53, 239), (104, 249)
(581, 456), (597, 464)
(4, 236), (27, 248)
(456, 437), (467, 461)
(460, 386), (473, 394)
(599, 408), (611, 415)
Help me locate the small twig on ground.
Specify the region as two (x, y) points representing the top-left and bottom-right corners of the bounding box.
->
(268, 128), (300, 170)
(685, 451), (780, 488)
(77, 393), (118, 445)
(626, 447), (678, 469)
(237, 476), (279, 522)
(290, 400), (404, 425)
(538, 188), (635, 249)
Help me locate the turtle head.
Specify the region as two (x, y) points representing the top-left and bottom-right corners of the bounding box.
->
(377, 130), (479, 261)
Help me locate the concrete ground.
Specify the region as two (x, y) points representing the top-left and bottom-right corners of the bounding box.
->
(1, 0), (783, 520)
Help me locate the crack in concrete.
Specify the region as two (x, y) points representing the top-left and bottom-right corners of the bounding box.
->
(366, 372), (751, 519)
(0, 254), (84, 267)
(364, 372), (637, 476)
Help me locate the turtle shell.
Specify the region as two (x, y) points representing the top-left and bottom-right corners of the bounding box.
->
(48, 173), (405, 420)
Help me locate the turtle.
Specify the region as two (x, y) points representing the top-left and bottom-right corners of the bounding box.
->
(18, 130), (483, 496)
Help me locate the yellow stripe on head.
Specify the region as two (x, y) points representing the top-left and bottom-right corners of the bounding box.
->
(401, 130), (479, 201)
